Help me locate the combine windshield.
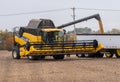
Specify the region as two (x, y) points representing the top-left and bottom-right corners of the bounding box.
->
(43, 30), (64, 43)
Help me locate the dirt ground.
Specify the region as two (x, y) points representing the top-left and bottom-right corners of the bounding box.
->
(0, 51), (120, 82)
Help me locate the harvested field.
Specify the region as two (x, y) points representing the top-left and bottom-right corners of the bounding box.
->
(0, 50), (120, 82)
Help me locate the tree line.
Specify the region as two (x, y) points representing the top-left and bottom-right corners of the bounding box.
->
(0, 29), (13, 50)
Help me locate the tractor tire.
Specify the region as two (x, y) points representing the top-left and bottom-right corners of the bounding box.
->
(53, 55), (64, 60)
(12, 46), (20, 59)
(115, 49), (120, 58)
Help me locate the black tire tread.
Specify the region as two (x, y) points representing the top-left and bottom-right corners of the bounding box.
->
(12, 46), (20, 59)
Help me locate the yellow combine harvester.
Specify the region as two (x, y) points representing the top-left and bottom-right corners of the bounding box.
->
(12, 14), (104, 60)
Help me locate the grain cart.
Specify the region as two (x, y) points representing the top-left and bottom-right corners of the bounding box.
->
(76, 34), (120, 58)
(72, 14), (120, 58)
(12, 16), (103, 60)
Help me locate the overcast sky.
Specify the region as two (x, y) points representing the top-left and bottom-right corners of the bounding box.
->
(0, 0), (120, 32)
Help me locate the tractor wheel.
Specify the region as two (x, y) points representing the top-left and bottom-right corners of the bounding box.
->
(115, 49), (120, 58)
(12, 46), (20, 59)
(53, 55), (64, 60)
(76, 54), (85, 58)
(105, 52), (113, 58)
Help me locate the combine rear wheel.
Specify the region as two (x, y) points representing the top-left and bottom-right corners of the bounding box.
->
(53, 55), (64, 60)
(12, 46), (20, 59)
(115, 49), (120, 58)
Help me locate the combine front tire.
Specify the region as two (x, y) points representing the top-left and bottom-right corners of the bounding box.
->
(53, 55), (64, 60)
(12, 46), (20, 59)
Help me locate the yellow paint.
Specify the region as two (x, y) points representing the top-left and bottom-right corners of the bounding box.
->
(41, 28), (63, 32)
(98, 20), (104, 34)
(95, 43), (104, 52)
(23, 33), (42, 43)
(117, 49), (120, 56)
(15, 36), (26, 46)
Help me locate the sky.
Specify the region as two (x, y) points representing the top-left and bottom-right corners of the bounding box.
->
(0, 0), (120, 32)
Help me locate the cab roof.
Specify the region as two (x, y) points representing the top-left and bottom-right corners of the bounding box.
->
(27, 19), (55, 29)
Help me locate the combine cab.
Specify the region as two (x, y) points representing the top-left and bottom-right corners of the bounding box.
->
(12, 16), (104, 60)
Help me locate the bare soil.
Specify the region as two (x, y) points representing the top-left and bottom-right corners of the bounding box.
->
(0, 50), (120, 82)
